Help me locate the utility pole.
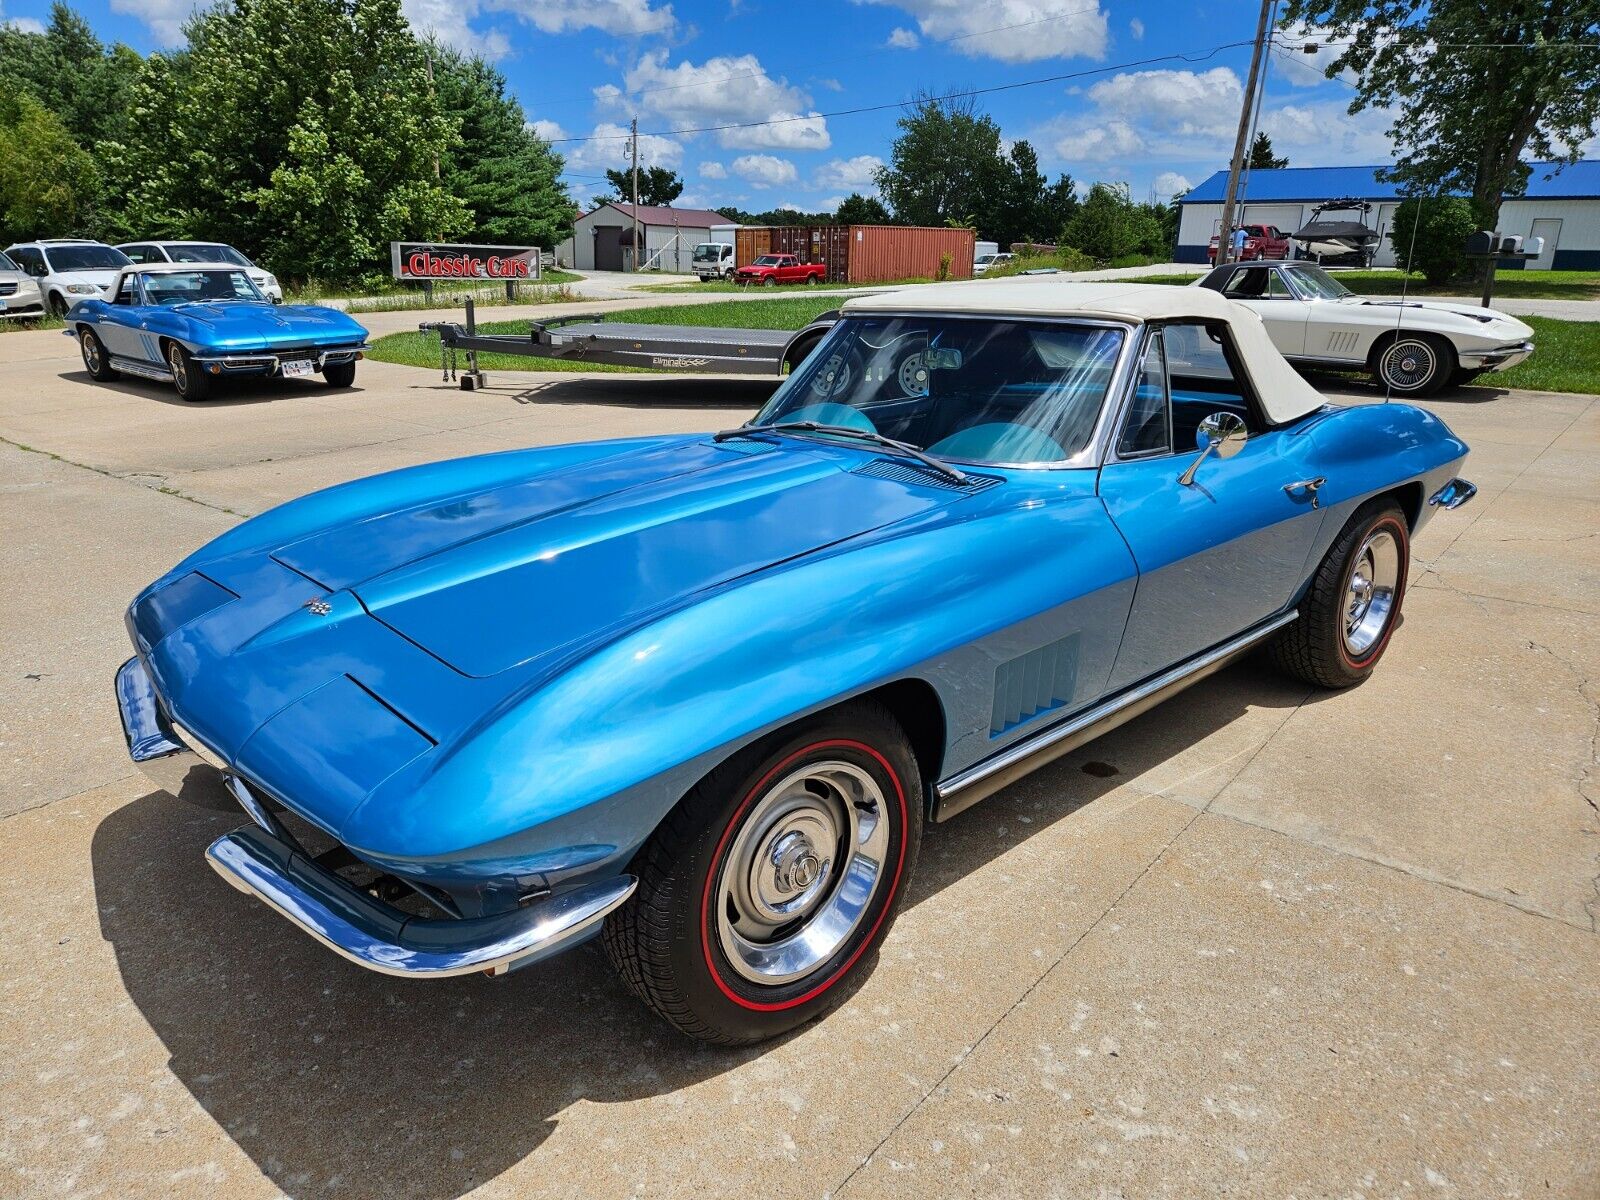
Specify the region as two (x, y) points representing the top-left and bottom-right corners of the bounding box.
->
(631, 117), (641, 273)
(1216, 0), (1273, 266)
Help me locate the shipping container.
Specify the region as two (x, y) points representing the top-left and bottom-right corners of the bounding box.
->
(735, 224), (976, 284)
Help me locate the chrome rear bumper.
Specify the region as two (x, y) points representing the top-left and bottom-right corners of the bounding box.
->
(1428, 477), (1478, 510)
(206, 827), (636, 978)
(116, 655), (635, 978)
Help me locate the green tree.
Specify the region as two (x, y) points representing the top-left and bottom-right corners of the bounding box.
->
(834, 193), (890, 224)
(1281, 0), (1600, 226)
(875, 93), (1009, 231)
(121, 0), (466, 283)
(1062, 183), (1164, 261)
(0, 92), (100, 242)
(1038, 174), (1080, 245)
(1247, 131), (1288, 170)
(1386, 195), (1476, 283)
(602, 166), (685, 207)
(989, 139), (1047, 247)
(429, 46), (572, 248)
(0, 3), (142, 148)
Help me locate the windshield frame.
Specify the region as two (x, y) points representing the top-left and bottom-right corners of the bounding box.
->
(136, 267), (268, 305)
(1280, 263), (1353, 300)
(754, 312), (1141, 470)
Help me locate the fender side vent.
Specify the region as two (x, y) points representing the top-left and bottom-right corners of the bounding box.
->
(709, 436), (776, 455)
(991, 632), (1081, 735)
(850, 459), (1001, 494)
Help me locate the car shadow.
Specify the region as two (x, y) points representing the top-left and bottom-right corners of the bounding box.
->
(1298, 368), (1511, 405)
(57, 368), (363, 408)
(90, 660), (1307, 1199)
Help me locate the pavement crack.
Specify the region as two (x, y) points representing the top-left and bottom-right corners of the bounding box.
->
(0, 435), (246, 517)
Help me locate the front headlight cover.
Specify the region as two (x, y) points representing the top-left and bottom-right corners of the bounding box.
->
(66, 282), (99, 295)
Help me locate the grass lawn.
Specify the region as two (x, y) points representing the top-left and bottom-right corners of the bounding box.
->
(1483, 317), (1598, 394)
(1135, 268), (1600, 301)
(369, 296), (839, 374)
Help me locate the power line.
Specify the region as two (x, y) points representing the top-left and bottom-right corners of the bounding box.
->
(546, 39), (1258, 145)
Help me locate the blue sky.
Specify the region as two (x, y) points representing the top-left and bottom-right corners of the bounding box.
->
(1, 0), (1399, 212)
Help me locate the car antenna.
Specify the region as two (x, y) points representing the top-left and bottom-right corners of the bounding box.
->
(1384, 194), (1428, 405)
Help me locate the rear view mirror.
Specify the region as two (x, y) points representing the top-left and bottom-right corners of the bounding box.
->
(1179, 411), (1248, 486)
(924, 347), (963, 370)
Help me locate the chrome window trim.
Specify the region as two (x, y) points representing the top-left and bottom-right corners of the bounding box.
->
(1105, 325), (1175, 464)
(761, 311), (1143, 471)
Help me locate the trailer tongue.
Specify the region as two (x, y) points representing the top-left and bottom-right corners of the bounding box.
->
(420, 303), (838, 389)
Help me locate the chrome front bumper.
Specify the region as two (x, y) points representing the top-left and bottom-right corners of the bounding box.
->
(115, 655), (637, 978)
(191, 344), (371, 374)
(1460, 340), (1534, 371)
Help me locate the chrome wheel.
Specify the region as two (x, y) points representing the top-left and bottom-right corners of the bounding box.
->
(80, 331), (101, 373)
(714, 760), (891, 986)
(169, 344), (188, 390)
(1344, 528), (1400, 656)
(1378, 339), (1436, 392)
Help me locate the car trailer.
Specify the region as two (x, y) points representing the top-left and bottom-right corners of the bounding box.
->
(419, 298), (839, 390)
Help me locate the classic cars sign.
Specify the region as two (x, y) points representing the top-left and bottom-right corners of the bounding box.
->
(390, 242), (542, 282)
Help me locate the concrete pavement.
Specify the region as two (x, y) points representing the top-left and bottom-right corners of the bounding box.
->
(1, 327), (1596, 1198)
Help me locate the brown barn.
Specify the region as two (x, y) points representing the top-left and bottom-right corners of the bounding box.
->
(735, 225), (975, 284)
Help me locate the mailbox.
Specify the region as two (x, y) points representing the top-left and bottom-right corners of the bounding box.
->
(1465, 230), (1496, 256)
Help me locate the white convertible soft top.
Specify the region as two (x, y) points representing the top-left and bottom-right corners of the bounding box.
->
(842, 279), (1326, 426)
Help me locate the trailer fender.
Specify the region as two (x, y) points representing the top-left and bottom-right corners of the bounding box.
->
(782, 311), (841, 373)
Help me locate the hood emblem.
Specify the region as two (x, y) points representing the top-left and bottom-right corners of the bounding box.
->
(304, 597), (333, 616)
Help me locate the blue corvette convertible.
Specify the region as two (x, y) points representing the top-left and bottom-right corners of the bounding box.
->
(116, 281), (1475, 1043)
(68, 262), (368, 402)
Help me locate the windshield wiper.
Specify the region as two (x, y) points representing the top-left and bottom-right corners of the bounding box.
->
(715, 421), (968, 484)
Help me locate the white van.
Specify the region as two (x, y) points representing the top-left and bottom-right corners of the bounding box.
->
(694, 242), (735, 281)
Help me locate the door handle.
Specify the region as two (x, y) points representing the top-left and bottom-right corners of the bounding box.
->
(1283, 477), (1327, 508)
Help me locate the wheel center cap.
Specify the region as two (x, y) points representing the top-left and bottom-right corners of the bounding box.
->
(770, 830), (827, 894)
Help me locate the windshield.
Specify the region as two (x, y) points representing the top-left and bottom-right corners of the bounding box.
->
(975, 254), (996, 265)
(692, 243), (727, 262)
(754, 255), (785, 266)
(755, 316), (1126, 465)
(43, 244), (131, 272)
(166, 243), (252, 267)
(0, 251), (17, 272)
(1284, 264), (1352, 300)
(141, 269), (265, 304)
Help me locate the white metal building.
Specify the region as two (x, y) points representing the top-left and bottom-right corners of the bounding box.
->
(1176, 161), (1600, 270)
(557, 203), (731, 273)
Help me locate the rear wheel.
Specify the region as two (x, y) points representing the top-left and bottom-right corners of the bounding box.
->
(167, 341), (211, 402)
(1372, 334), (1454, 397)
(78, 328), (119, 381)
(1271, 500), (1410, 689)
(604, 701), (922, 1044)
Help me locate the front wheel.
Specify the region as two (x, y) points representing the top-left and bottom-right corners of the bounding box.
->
(604, 701), (923, 1044)
(49, 292), (69, 318)
(322, 360), (357, 388)
(762, 275), (777, 288)
(1373, 334), (1453, 396)
(167, 341), (211, 402)
(1271, 500), (1410, 689)
(78, 328), (119, 381)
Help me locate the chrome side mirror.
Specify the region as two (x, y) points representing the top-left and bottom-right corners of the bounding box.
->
(1178, 412), (1247, 486)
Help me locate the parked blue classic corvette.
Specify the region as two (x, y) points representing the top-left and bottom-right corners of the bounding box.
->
(68, 262), (368, 401)
(116, 281), (1476, 1043)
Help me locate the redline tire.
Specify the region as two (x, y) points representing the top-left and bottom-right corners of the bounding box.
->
(79, 328), (119, 381)
(603, 701), (923, 1044)
(1271, 500), (1410, 688)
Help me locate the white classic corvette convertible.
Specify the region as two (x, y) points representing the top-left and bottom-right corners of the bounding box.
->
(1194, 261), (1534, 396)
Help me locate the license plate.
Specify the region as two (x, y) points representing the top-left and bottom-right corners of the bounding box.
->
(280, 359), (315, 378)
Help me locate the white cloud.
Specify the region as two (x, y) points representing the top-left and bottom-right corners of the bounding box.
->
(1128, 16), (1143, 39)
(856, 0), (1108, 64)
(732, 154), (798, 188)
(560, 122), (684, 176)
(1271, 20), (1363, 88)
(1053, 119), (1146, 162)
(887, 26), (919, 49)
(699, 160), (728, 179)
(109, 0), (195, 45)
(598, 50), (831, 151)
(815, 155), (884, 191)
(1086, 67), (1242, 139)
(490, 0), (675, 36)
(1261, 100), (1395, 163)
(0, 1), (45, 33)
(527, 119), (569, 142)
(816, 77), (845, 92)
(1153, 171), (1192, 196)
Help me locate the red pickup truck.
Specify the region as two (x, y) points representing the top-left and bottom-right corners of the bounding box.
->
(1207, 224), (1291, 264)
(733, 253), (826, 287)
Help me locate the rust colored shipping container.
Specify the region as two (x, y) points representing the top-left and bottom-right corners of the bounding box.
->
(847, 226), (974, 284)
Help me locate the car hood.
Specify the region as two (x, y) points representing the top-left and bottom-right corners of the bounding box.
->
(1341, 294), (1530, 330)
(172, 302), (366, 345)
(271, 437), (967, 678)
(53, 269), (119, 287)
